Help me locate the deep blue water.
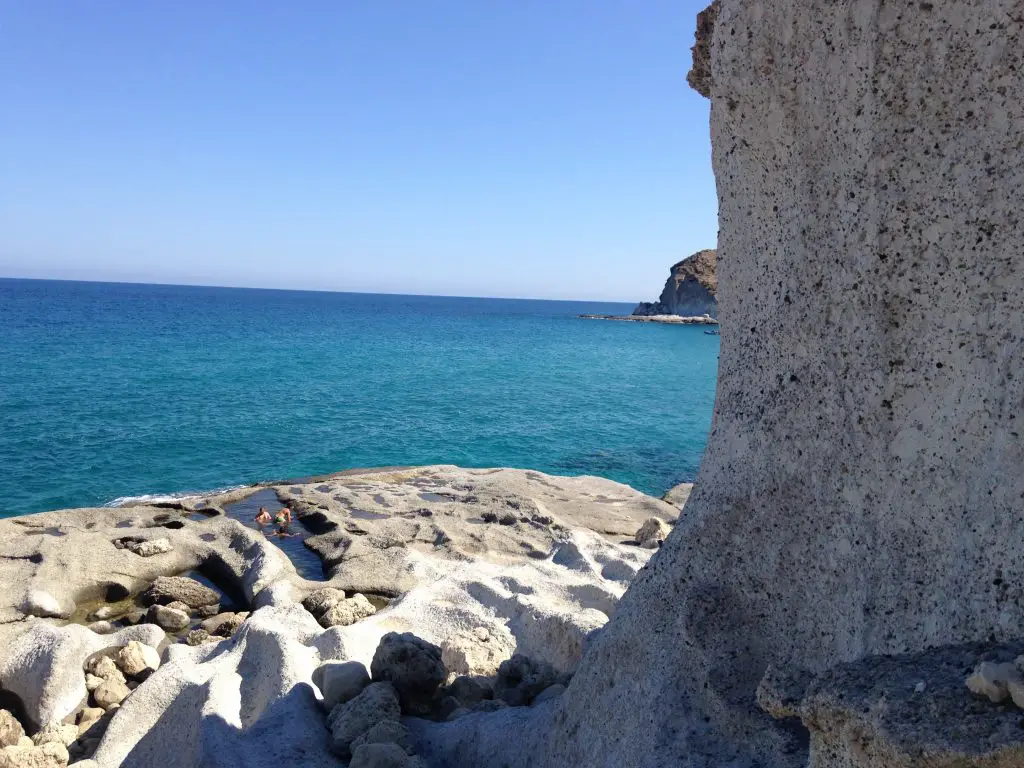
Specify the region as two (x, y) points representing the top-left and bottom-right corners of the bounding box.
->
(0, 279), (718, 517)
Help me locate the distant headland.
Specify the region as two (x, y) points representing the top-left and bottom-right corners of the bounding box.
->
(579, 249), (719, 325)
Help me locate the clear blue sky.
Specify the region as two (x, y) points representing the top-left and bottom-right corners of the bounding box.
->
(0, 2), (716, 302)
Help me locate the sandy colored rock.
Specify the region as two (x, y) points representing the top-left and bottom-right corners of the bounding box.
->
(84, 656), (123, 685)
(147, 604), (190, 632)
(661, 482), (693, 510)
(966, 661), (1020, 704)
(633, 517), (670, 549)
(0, 623), (162, 731)
(0, 712), (24, 749)
(185, 629), (212, 646)
(199, 611), (246, 637)
(29, 724), (75, 749)
(115, 641), (160, 678)
(318, 594), (376, 629)
(142, 576), (219, 608)
(0, 741), (69, 768)
(125, 538), (173, 557)
(92, 679), (130, 710)
(302, 587), (346, 619)
(441, 626), (515, 677)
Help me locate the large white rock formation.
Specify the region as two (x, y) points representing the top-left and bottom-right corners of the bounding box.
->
(529, 2), (1024, 766)
(0, 466), (673, 766)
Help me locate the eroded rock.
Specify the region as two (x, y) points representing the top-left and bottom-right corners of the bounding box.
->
(141, 576), (218, 608)
(318, 594), (376, 629)
(370, 633), (446, 714)
(125, 538), (173, 557)
(633, 517), (670, 549)
(147, 605), (190, 632)
(114, 641), (160, 679)
(0, 712), (24, 749)
(494, 654), (563, 707)
(316, 661), (371, 710)
(327, 682), (401, 758)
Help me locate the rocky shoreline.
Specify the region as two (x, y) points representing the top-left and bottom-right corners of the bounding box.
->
(0, 466), (685, 767)
(578, 313), (719, 325)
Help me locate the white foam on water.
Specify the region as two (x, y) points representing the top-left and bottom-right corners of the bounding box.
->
(105, 485), (246, 508)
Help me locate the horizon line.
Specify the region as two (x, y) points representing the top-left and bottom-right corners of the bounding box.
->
(0, 274), (641, 305)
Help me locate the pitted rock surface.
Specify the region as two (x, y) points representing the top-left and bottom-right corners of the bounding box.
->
(530, 2), (1024, 766)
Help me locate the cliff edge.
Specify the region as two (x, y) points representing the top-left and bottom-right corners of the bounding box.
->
(633, 249), (718, 318)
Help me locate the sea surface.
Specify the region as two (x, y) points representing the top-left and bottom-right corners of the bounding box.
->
(0, 279), (719, 517)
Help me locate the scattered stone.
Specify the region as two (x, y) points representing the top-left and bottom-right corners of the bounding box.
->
(30, 723), (76, 748)
(84, 656), (125, 687)
(125, 538), (173, 557)
(185, 629), (213, 646)
(86, 622), (115, 635)
(316, 661), (371, 710)
(165, 601), (191, 615)
(195, 603), (220, 618)
(349, 720), (413, 754)
(532, 683), (566, 705)
(147, 605), (190, 633)
(302, 587), (346, 619)
(199, 612), (245, 637)
(19, 591), (71, 620)
(83, 676), (103, 694)
(370, 633), (446, 714)
(141, 576), (219, 608)
(633, 517), (671, 549)
(327, 682), (401, 758)
(318, 594), (376, 629)
(494, 653), (562, 706)
(114, 641), (160, 678)
(0, 710), (25, 748)
(75, 709), (104, 738)
(92, 679), (130, 710)
(87, 606), (116, 622)
(0, 740), (69, 768)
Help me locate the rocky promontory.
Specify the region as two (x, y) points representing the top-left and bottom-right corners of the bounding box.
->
(632, 249), (717, 319)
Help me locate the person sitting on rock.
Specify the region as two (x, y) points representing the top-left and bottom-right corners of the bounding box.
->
(255, 507), (272, 526)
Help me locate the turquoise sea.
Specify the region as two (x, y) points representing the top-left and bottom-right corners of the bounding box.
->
(0, 278), (719, 517)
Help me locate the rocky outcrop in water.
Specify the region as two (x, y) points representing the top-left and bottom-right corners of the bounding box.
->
(633, 249), (717, 318)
